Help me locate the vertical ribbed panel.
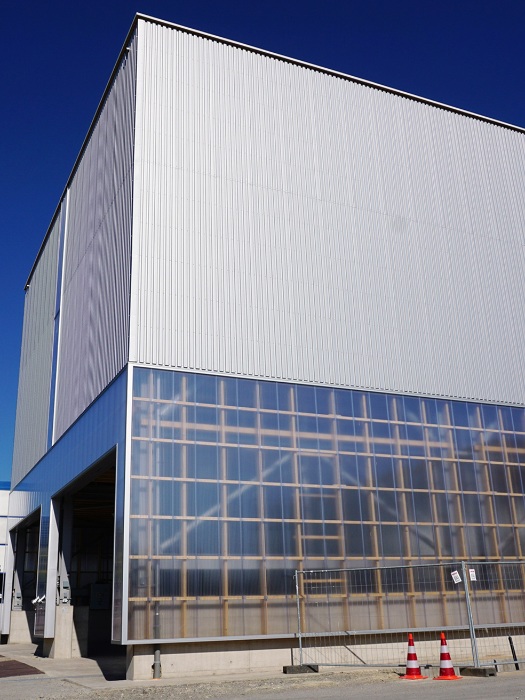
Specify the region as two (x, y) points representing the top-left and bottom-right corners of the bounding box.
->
(0, 489), (10, 570)
(130, 20), (525, 405)
(12, 214), (61, 486)
(54, 33), (137, 440)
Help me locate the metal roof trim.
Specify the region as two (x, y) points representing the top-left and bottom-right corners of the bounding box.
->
(25, 12), (525, 290)
(136, 12), (525, 134)
(25, 16), (139, 290)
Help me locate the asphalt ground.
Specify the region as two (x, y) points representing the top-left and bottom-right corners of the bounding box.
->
(0, 643), (524, 700)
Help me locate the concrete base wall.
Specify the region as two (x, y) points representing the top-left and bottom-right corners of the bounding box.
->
(44, 606), (73, 658)
(40, 606), (90, 659)
(125, 632), (525, 680)
(8, 604), (107, 660)
(72, 606), (89, 657)
(8, 610), (36, 644)
(42, 605), (89, 658)
(126, 638), (298, 680)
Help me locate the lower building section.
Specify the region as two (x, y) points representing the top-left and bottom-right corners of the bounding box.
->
(2, 370), (128, 650)
(129, 367), (525, 643)
(5, 365), (525, 674)
(126, 638), (297, 680)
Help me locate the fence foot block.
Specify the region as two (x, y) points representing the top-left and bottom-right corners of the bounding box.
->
(283, 665), (319, 674)
(459, 667), (497, 677)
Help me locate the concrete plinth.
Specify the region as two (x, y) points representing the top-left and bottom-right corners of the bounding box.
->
(40, 606), (89, 659)
(8, 611), (35, 644)
(283, 664), (319, 673)
(44, 606), (74, 658)
(459, 666), (497, 677)
(126, 639), (296, 680)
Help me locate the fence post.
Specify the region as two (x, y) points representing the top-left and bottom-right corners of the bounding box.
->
(295, 570), (303, 666)
(461, 561), (480, 667)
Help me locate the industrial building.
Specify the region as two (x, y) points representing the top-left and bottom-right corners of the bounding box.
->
(3, 13), (525, 678)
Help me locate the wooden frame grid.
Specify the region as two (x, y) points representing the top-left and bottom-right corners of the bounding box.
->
(127, 369), (525, 641)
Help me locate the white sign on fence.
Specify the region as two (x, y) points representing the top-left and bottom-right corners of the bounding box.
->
(451, 570), (462, 584)
(469, 568), (477, 581)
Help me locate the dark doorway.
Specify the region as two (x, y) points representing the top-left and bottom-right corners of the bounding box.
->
(60, 451), (123, 660)
(17, 520), (40, 611)
(10, 513), (41, 644)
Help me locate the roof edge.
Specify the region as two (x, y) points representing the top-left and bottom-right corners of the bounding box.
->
(25, 12), (525, 290)
(137, 12), (525, 135)
(25, 14), (140, 290)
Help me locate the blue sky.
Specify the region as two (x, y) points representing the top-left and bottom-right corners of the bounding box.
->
(1, 0), (525, 482)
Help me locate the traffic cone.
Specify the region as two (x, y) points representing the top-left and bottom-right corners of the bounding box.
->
(434, 632), (462, 680)
(401, 632), (428, 679)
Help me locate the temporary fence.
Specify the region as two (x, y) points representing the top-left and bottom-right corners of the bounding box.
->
(294, 561), (525, 670)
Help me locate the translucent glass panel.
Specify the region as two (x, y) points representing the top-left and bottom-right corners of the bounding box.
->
(129, 369), (525, 641)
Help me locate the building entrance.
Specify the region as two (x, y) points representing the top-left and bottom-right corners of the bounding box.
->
(56, 451), (122, 659)
(7, 512), (41, 644)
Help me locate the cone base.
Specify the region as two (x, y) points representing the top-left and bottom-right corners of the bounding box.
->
(401, 674), (428, 680)
(434, 675), (462, 680)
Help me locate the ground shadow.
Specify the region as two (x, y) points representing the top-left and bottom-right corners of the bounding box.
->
(91, 649), (127, 681)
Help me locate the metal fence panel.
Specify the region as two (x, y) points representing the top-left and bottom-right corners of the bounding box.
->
(295, 561), (525, 670)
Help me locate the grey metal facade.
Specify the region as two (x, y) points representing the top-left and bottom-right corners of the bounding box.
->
(130, 19), (525, 406)
(12, 30), (137, 489)
(11, 214), (60, 486)
(53, 30), (137, 441)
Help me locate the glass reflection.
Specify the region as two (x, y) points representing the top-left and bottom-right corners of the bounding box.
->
(129, 368), (525, 642)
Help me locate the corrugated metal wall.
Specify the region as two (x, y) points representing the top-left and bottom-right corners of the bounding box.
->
(12, 213), (61, 486)
(130, 20), (525, 405)
(53, 33), (137, 440)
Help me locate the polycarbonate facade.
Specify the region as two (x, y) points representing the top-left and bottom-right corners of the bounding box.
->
(129, 367), (525, 641)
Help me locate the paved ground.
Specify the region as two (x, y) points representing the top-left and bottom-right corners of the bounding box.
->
(0, 643), (524, 700)
(0, 654), (44, 678)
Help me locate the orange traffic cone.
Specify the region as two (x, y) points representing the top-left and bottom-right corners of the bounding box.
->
(401, 632), (428, 679)
(434, 632), (462, 680)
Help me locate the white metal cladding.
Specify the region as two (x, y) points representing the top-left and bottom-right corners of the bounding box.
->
(130, 20), (525, 405)
(53, 33), (137, 440)
(12, 213), (61, 487)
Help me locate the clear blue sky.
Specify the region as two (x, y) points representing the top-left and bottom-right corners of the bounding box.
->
(1, 0), (525, 482)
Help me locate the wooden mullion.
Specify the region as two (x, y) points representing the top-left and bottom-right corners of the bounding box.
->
(254, 382), (268, 635)
(504, 433), (523, 559)
(361, 397), (383, 627)
(180, 375), (188, 638)
(219, 378), (229, 636)
(288, 386), (306, 630)
(331, 390), (349, 630)
(392, 397), (417, 625)
(444, 403), (467, 559)
(421, 400), (449, 625)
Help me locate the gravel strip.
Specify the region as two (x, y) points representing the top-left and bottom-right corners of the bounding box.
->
(0, 668), (399, 700)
